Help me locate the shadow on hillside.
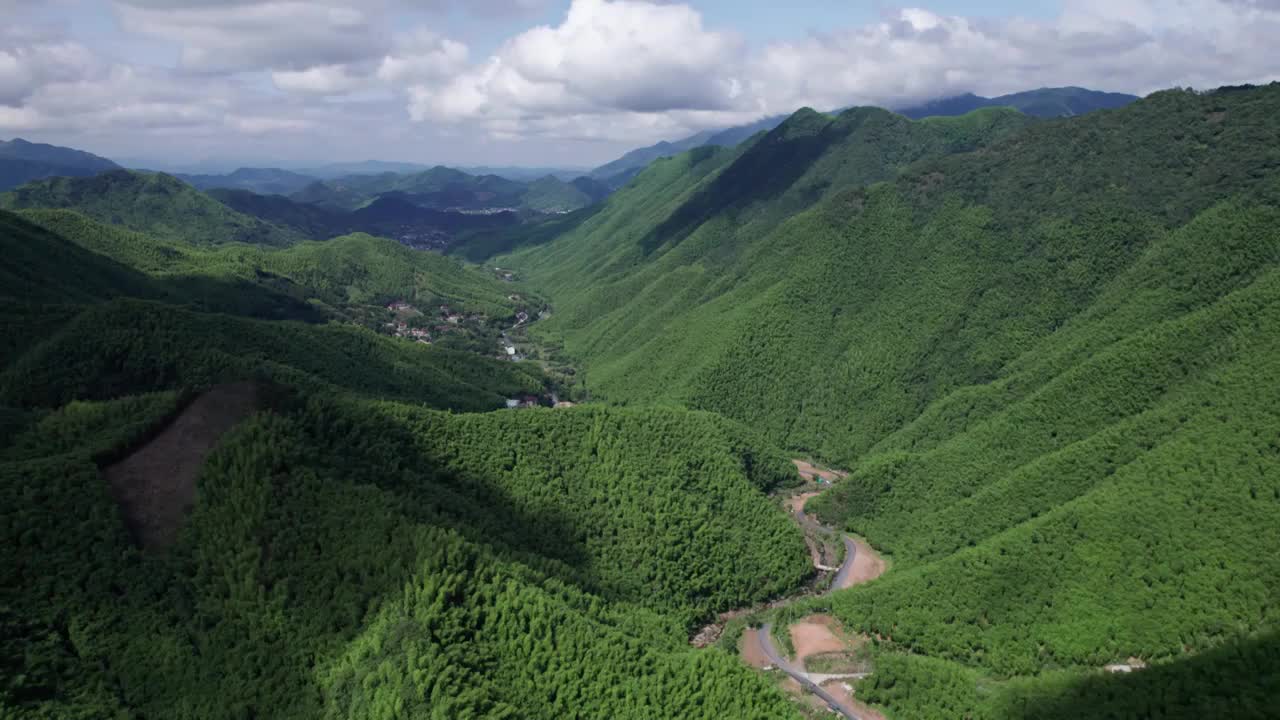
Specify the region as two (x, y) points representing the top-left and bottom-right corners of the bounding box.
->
(638, 113), (852, 256)
(0, 384), (597, 717)
(160, 273), (327, 324)
(298, 394), (593, 583)
(1015, 631), (1280, 720)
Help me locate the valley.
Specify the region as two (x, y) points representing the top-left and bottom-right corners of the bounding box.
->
(3, 77), (1279, 720)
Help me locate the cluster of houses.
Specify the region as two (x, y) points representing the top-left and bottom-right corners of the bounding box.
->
(504, 395), (577, 410)
(389, 322), (432, 343)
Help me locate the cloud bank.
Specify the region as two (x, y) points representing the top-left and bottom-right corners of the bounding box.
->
(1, 0), (1278, 165)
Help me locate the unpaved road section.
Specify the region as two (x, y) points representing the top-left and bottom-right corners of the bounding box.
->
(104, 382), (259, 549)
(792, 459), (848, 483)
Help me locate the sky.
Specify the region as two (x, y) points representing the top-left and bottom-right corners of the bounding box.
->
(2, 0), (1279, 170)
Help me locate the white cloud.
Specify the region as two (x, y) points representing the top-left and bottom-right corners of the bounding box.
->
(113, 0), (386, 73)
(377, 29), (469, 84)
(226, 114), (314, 134)
(402, 0), (746, 139)
(398, 0), (1280, 144)
(750, 1), (1280, 113)
(6, 0), (1280, 164)
(0, 27), (98, 106)
(272, 63), (371, 95)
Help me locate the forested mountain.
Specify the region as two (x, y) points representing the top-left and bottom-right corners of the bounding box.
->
(207, 188), (521, 250)
(289, 165), (601, 214)
(588, 130), (716, 182)
(589, 115), (799, 185)
(501, 83), (1280, 717)
(1, 194), (814, 717)
(460, 165), (587, 182)
(589, 87), (1136, 186)
(896, 86), (1139, 119)
(0, 137), (121, 191)
(5, 65), (1279, 720)
(0, 170), (306, 247)
(176, 167), (318, 195)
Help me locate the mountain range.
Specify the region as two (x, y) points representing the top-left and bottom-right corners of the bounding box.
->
(3, 82), (1278, 720)
(587, 86), (1140, 186)
(0, 138), (121, 192)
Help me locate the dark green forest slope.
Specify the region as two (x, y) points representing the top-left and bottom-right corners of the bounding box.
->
(1, 207), (812, 718)
(502, 84), (1280, 716)
(0, 170), (306, 247)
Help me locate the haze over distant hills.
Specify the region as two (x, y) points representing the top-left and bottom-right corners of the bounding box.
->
(895, 86), (1140, 119)
(176, 167), (319, 196)
(0, 138), (122, 192)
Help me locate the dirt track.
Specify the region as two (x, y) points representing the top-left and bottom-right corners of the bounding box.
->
(104, 382), (258, 549)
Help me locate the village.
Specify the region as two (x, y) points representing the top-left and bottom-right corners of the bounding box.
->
(382, 293), (580, 412)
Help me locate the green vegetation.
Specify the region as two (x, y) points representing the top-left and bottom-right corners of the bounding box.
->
(289, 165), (601, 214)
(7, 83), (1280, 719)
(2, 388), (811, 719)
(521, 175), (598, 213)
(17, 208), (525, 329)
(500, 84), (1280, 716)
(1, 170), (306, 246)
(1, 198), (811, 718)
(897, 86), (1138, 120)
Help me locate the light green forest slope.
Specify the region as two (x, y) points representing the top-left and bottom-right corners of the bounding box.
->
(504, 84), (1280, 717)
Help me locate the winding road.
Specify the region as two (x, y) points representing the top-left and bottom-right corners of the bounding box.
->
(752, 473), (882, 719)
(759, 621), (864, 720)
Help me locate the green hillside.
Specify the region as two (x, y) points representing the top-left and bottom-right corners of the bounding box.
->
(291, 166), (601, 214)
(499, 84), (1280, 716)
(0, 170), (306, 246)
(2, 205), (813, 718)
(18, 208), (521, 319)
(521, 175), (595, 212)
(2, 207), (808, 717)
(897, 86), (1138, 119)
(2, 394), (808, 719)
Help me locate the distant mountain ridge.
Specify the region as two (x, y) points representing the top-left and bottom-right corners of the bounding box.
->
(0, 169), (305, 247)
(589, 86), (1139, 185)
(896, 86), (1139, 119)
(289, 165), (603, 215)
(0, 138), (121, 191)
(176, 167), (318, 196)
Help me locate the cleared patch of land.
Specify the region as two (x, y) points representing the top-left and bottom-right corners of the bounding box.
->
(790, 615), (848, 665)
(791, 459), (848, 483)
(104, 382), (259, 549)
